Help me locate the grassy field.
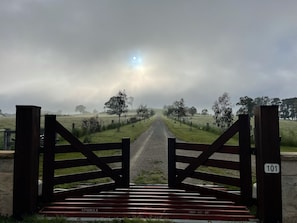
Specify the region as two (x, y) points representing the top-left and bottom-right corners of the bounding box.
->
(170, 114), (297, 152)
(1, 112), (297, 151)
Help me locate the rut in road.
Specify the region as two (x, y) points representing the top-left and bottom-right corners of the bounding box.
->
(130, 116), (174, 182)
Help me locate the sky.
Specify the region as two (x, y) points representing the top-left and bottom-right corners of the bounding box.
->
(1, 0), (297, 114)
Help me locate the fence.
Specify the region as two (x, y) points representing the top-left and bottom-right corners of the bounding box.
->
(0, 129), (15, 150)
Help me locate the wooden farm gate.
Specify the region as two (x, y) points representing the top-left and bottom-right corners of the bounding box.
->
(13, 106), (282, 222)
(41, 115), (130, 202)
(168, 114), (253, 206)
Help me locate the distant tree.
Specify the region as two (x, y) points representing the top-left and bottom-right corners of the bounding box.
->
(271, 97), (281, 106)
(254, 96), (271, 106)
(163, 105), (175, 117)
(236, 96), (255, 117)
(75, 105), (87, 114)
(280, 97), (297, 120)
(149, 109), (155, 116)
(173, 98), (187, 122)
(104, 90), (128, 130)
(82, 116), (100, 134)
(201, 109), (208, 115)
(212, 92), (234, 129)
(188, 106), (197, 116)
(137, 104), (149, 119)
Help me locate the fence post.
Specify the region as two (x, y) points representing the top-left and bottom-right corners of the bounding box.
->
(168, 138), (176, 188)
(238, 114), (252, 206)
(42, 115), (56, 203)
(121, 137), (130, 188)
(254, 106), (282, 222)
(13, 105), (41, 217)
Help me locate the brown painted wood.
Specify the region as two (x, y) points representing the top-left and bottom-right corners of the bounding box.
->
(13, 106), (41, 217)
(254, 106), (282, 222)
(55, 121), (122, 183)
(175, 120), (240, 184)
(40, 185), (255, 221)
(176, 155), (240, 170)
(176, 143), (240, 154)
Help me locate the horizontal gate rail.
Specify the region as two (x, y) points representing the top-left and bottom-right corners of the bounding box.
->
(42, 115), (130, 202)
(168, 114), (253, 206)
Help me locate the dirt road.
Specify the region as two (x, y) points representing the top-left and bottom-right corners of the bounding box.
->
(129, 116), (256, 184)
(130, 116), (174, 181)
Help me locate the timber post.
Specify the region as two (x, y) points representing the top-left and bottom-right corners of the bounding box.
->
(168, 137), (176, 188)
(42, 115), (56, 203)
(121, 137), (130, 188)
(238, 114), (252, 206)
(254, 106), (282, 222)
(13, 105), (41, 217)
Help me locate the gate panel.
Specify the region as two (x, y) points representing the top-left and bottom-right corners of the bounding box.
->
(168, 114), (253, 206)
(42, 115), (130, 202)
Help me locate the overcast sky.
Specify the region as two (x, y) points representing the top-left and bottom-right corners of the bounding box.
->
(1, 0), (297, 114)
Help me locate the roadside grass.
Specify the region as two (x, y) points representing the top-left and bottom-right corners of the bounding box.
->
(163, 115), (297, 152)
(134, 168), (167, 185)
(162, 116), (238, 145)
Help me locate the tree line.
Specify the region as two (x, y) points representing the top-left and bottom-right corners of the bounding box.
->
(163, 93), (297, 131)
(237, 96), (297, 120)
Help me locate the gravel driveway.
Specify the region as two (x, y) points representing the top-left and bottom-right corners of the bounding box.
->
(129, 116), (256, 184)
(130, 116), (174, 181)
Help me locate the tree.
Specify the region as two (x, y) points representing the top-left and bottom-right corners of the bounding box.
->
(137, 104), (149, 120)
(201, 109), (208, 115)
(104, 90), (128, 130)
(173, 98), (187, 122)
(75, 105), (86, 114)
(280, 97), (297, 120)
(163, 105), (175, 117)
(236, 96), (255, 117)
(212, 92), (234, 129)
(188, 106), (197, 116)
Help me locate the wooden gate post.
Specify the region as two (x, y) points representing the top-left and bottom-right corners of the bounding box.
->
(168, 138), (176, 188)
(42, 115), (56, 203)
(238, 114), (252, 206)
(254, 106), (282, 222)
(121, 137), (130, 188)
(13, 106), (41, 217)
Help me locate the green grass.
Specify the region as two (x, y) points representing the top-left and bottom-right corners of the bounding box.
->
(162, 116), (238, 145)
(134, 168), (167, 185)
(164, 115), (297, 152)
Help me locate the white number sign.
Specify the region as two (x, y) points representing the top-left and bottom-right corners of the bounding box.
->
(264, 163), (280, 174)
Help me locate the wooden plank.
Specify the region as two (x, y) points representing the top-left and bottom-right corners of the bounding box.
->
(53, 183), (117, 200)
(190, 172), (241, 187)
(55, 121), (122, 183)
(179, 183), (241, 203)
(54, 156), (122, 169)
(176, 155), (240, 170)
(175, 120), (240, 184)
(54, 169), (121, 185)
(55, 143), (122, 153)
(175, 143), (240, 154)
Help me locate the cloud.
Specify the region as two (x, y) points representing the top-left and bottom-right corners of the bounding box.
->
(0, 0), (297, 113)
